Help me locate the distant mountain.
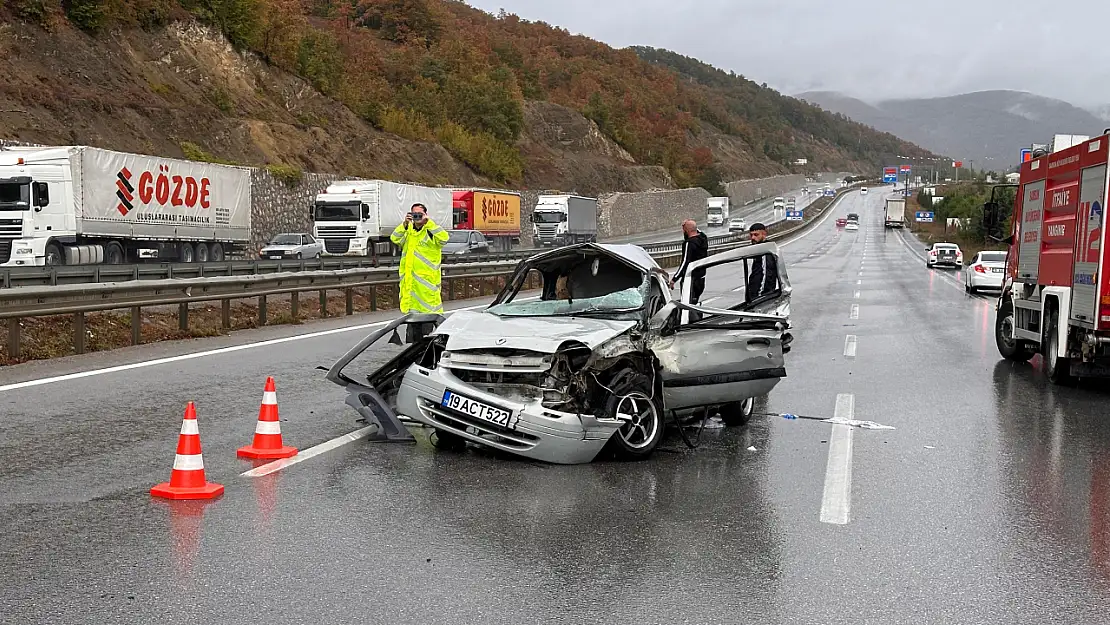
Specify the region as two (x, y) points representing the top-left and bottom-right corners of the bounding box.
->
(796, 90), (1107, 170)
(1090, 105), (1110, 123)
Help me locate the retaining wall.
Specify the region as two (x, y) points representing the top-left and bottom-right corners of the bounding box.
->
(725, 174), (807, 207)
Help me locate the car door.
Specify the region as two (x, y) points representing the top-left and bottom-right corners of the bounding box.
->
(649, 243), (790, 410)
(304, 233), (322, 257)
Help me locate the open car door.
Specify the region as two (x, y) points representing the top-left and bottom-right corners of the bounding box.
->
(651, 243), (792, 411)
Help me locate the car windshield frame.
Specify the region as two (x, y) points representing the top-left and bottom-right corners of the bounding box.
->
(487, 249), (654, 320)
(269, 234), (301, 245)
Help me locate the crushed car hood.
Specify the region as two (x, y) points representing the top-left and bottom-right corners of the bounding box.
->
(436, 309), (636, 353)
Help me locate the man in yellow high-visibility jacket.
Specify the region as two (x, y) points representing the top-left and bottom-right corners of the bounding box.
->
(390, 203), (449, 340)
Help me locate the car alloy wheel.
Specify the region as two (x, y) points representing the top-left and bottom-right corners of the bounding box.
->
(615, 393), (660, 450)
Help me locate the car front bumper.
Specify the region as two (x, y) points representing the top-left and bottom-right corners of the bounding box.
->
(397, 364), (622, 465)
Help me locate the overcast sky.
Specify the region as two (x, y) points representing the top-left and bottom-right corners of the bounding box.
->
(466, 0), (1110, 108)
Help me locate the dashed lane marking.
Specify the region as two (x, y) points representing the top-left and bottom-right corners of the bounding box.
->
(820, 393), (856, 525)
(850, 304), (859, 320)
(241, 426), (376, 477)
(843, 335), (857, 358)
(854, 291), (860, 299)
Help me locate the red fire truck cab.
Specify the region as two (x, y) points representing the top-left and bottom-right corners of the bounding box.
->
(985, 131), (1110, 383)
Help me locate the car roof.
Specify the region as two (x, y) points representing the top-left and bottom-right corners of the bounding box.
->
(934, 243), (959, 248)
(526, 242), (661, 273)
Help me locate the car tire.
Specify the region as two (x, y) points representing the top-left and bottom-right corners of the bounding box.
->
(719, 396), (755, 427)
(996, 300), (1036, 363)
(1042, 306), (1075, 385)
(603, 368), (664, 461)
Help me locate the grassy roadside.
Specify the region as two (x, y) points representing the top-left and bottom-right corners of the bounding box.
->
(903, 195), (1007, 261)
(0, 277), (513, 366)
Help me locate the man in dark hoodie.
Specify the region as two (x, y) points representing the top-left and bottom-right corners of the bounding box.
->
(668, 219), (709, 306)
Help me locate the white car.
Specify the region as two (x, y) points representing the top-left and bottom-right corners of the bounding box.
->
(728, 217), (748, 233)
(860, 187), (868, 195)
(926, 242), (963, 269)
(845, 222), (859, 231)
(963, 250), (1007, 293)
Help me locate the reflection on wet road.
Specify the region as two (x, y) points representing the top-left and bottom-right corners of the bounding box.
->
(2, 185), (1110, 624)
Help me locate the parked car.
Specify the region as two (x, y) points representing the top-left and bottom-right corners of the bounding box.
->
(926, 242), (963, 269)
(259, 233), (323, 260)
(325, 242), (794, 465)
(963, 250), (1007, 293)
(728, 217), (748, 233)
(442, 229), (491, 255)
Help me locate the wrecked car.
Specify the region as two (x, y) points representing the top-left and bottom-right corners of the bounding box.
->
(326, 242), (793, 465)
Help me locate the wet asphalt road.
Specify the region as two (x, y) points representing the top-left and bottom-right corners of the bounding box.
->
(4, 185), (1110, 623)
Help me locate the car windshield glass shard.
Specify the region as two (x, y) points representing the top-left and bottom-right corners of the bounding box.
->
(270, 234), (300, 245)
(490, 287), (644, 317)
(490, 250), (648, 317)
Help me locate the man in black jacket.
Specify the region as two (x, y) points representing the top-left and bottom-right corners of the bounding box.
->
(669, 219), (709, 306)
(745, 222), (779, 303)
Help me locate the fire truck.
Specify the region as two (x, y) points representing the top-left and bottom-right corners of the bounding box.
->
(983, 131), (1110, 383)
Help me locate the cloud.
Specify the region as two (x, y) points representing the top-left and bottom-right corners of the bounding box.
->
(465, 0), (1110, 105)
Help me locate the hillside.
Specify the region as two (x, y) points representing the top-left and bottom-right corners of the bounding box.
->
(0, 0), (932, 192)
(798, 90), (1107, 169)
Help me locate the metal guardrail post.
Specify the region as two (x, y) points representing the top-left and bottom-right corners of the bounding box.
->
(221, 300), (231, 330)
(131, 307), (141, 345)
(259, 295), (268, 326)
(345, 288), (354, 316)
(8, 318), (19, 359)
(178, 303), (189, 331)
(291, 291), (300, 321)
(73, 313), (85, 354)
(320, 290), (328, 318)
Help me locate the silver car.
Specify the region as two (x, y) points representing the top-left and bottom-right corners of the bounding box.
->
(259, 233), (324, 260)
(963, 250), (1007, 293)
(326, 242), (793, 464)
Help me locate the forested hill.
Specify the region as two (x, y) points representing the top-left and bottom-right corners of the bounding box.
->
(0, 0), (935, 192)
(631, 46), (936, 167)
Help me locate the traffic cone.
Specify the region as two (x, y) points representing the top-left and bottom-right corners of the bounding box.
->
(237, 377), (298, 459)
(151, 402), (224, 500)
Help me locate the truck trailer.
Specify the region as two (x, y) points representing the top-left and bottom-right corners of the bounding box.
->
(312, 180), (452, 257)
(532, 195), (598, 246)
(983, 131), (1110, 383)
(0, 145), (251, 266)
(452, 189), (521, 251)
(884, 198), (906, 228)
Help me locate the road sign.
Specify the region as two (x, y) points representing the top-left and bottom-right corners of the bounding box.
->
(882, 166), (898, 183)
(916, 211), (935, 223)
(1020, 148), (1032, 163)
(953, 161), (963, 168)
(786, 210), (803, 221)
(900, 165), (911, 173)
(824, 189), (835, 197)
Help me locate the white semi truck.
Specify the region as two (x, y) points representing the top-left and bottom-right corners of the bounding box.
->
(0, 146), (251, 266)
(311, 180), (452, 257)
(884, 198), (906, 228)
(706, 196), (730, 226)
(532, 194), (598, 246)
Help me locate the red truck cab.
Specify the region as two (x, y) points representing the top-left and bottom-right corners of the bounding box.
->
(986, 131), (1110, 383)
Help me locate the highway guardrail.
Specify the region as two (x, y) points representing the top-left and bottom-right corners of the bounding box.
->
(0, 183), (857, 360)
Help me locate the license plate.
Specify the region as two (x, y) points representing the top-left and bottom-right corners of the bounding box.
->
(992, 268), (1004, 273)
(266, 254), (283, 259)
(441, 390), (513, 429)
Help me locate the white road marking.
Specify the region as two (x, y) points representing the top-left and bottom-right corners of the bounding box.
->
(858, 271), (863, 276)
(854, 291), (860, 299)
(0, 299), (518, 394)
(857, 279), (862, 285)
(850, 304), (859, 320)
(843, 335), (857, 358)
(241, 426), (376, 477)
(820, 393), (855, 525)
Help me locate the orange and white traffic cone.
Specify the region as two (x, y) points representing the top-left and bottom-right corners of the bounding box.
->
(237, 376), (298, 459)
(151, 402), (224, 500)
